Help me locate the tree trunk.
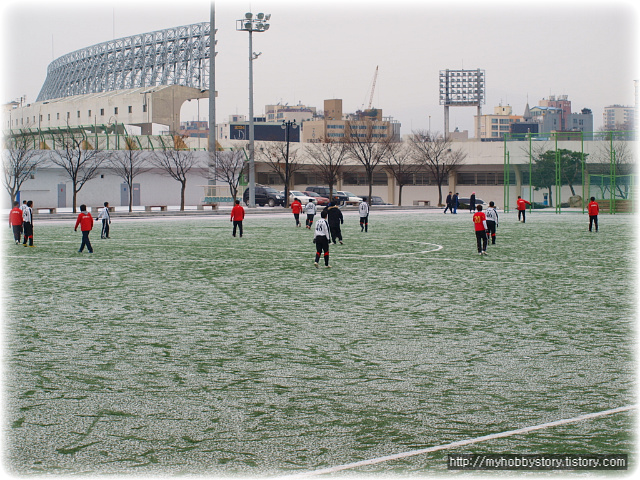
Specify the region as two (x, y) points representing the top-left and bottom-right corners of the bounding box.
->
(180, 182), (186, 211)
(548, 187), (553, 207)
(129, 182), (133, 212)
(398, 185), (403, 206)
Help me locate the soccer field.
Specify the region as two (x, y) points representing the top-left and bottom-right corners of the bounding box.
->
(3, 209), (636, 476)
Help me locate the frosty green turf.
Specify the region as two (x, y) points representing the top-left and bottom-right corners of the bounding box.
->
(3, 210), (635, 475)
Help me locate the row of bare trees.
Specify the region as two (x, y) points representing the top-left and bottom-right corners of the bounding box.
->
(239, 130), (467, 206)
(3, 129), (205, 212)
(5, 127), (475, 210)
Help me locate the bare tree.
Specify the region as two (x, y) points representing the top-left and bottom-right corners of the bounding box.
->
(213, 148), (246, 201)
(150, 135), (204, 211)
(305, 138), (349, 200)
(255, 141), (305, 206)
(343, 123), (390, 203)
(108, 138), (152, 212)
(2, 129), (47, 205)
(590, 138), (636, 199)
(49, 127), (106, 212)
(408, 130), (466, 206)
(383, 140), (420, 206)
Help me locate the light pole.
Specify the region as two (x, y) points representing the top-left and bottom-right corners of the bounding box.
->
(281, 119), (298, 207)
(236, 12), (271, 208)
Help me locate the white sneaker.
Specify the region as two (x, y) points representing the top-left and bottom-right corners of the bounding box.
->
(314, 262), (319, 268)
(325, 265), (332, 268)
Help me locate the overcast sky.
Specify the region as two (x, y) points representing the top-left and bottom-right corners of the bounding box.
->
(1, 0), (638, 136)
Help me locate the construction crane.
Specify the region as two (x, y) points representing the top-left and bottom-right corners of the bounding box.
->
(368, 66), (378, 109)
(364, 66), (379, 110)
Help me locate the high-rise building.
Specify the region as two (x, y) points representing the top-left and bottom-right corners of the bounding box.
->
(603, 105), (635, 131)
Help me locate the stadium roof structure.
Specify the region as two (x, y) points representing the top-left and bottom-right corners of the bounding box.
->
(37, 22), (211, 102)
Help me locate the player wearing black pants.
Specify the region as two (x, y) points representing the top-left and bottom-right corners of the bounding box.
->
(485, 201), (499, 244)
(325, 203), (344, 244)
(314, 210), (331, 268)
(22, 200), (34, 247)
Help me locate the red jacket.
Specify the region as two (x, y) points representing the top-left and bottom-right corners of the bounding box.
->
(473, 211), (487, 231)
(230, 204), (245, 221)
(75, 212), (93, 231)
(9, 207), (23, 226)
(588, 201), (599, 216)
(517, 198), (531, 211)
(291, 200), (303, 214)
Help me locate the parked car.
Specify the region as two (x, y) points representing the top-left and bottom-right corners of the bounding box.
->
(306, 186), (348, 205)
(303, 191), (330, 206)
(287, 190), (316, 205)
(457, 197), (488, 209)
(331, 191), (349, 205)
(337, 191), (363, 205)
(305, 186), (332, 197)
(243, 185), (285, 207)
(361, 195), (391, 205)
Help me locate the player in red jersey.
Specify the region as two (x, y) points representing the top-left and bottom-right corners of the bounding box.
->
(473, 205), (489, 255)
(517, 196), (532, 223)
(230, 199), (245, 237)
(9, 201), (23, 244)
(74, 204), (94, 253)
(291, 198), (303, 227)
(588, 196), (599, 232)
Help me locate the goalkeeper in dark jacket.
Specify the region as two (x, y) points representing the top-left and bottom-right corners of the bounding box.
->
(324, 202), (344, 245)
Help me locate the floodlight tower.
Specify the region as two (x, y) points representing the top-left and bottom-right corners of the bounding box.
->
(236, 12), (271, 208)
(439, 68), (485, 139)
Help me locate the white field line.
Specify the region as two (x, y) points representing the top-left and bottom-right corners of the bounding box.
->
(3, 240), (627, 270)
(273, 405), (636, 479)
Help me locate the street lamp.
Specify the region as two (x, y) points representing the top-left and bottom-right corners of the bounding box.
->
(281, 119), (298, 207)
(236, 12), (271, 208)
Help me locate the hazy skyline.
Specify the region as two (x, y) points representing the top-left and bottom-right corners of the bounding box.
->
(1, 0), (638, 136)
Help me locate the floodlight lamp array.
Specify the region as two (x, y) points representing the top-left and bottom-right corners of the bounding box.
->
(237, 12), (271, 32)
(438, 68), (485, 106)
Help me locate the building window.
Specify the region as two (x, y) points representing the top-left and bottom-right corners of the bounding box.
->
(48, 114), (51, 121)
(77, 111), (81, 118)
(100, 108), (105, 116)
(114, 107), (119, 114)
(256, 172), (282, 185)
(343, 172), (388, 186)
(67, 112), (70, 119)
(57, 113), (60, 120)
(143, 104), (147, 113)
(128, 106), (132, 114)
(88, 110), (92, 117)
(413, 172), (433, 185)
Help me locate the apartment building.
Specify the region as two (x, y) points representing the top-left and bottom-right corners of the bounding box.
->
(475, 105), (524, 140)
(603, 105), (635, 131)
(301, 99), (400, 143)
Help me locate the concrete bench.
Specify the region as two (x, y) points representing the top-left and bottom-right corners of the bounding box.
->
(91, 206), (115, 215)
(197, 203), (218, 210)
(145, 205), (167, 212)
(413, 200), (430, 206)
(35, 207), (57, 214)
